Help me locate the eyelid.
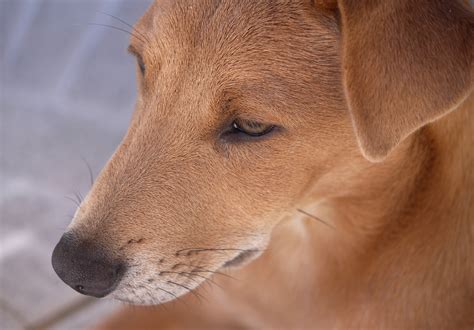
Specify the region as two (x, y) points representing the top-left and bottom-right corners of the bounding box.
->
(128, 45), (146, 74)
(233, 121), (275, 137)
(127, 45), (140, 56)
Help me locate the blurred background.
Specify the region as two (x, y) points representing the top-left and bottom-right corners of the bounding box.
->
(1, 1), (152, 328)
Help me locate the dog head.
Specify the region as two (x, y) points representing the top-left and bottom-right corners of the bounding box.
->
(52, 0), (472, 304)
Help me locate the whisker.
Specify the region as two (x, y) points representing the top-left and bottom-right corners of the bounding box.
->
(160, 271), (225, 290)
(180, 264), (237, 281)
(297, 208), (335, 229)
(72, 192), (83, 205)
(85, 23), (147, 44)
(190, 270), (237, 281)
(183, 273), (224, 290)
(73, 192), (80, 204)
(80, 156), (94, 187)
(98, 12), (150, 44)
(156, 286), (177, 300)
(167, 281), (206, 303)
(155, 287), (189, 309)
(64, 195), (80, 208)
(75, 192), (84, 204)
(176, 247), (261, 256)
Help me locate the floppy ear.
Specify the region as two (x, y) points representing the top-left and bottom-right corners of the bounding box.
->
(334, 0), (473, 161)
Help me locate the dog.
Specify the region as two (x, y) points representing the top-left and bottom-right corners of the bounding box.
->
(52, 0), (474, 328)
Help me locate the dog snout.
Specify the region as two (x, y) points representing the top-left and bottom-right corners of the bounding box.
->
(51, 232), (125, 298)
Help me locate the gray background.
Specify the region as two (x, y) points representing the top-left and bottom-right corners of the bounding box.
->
(1, 0), (152, 328)
(3, 1), (474, 329)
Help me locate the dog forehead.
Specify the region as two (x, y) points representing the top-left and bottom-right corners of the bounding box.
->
(138, 0), (325, 44)
(133, 0), (341, 118)
(138, 1), (337, 70)
(146, 0), (303, 20)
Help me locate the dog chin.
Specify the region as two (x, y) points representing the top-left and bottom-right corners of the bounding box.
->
(112, 293), (172, 305)
(111, 283), (184, 305)
(110, 265), (197, 305)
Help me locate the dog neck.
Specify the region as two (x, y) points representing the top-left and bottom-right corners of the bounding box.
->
(308, 91), (473, 245)
(294, 93), (474, 326)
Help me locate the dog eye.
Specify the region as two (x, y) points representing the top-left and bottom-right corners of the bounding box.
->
(231, 119), (275, 137)
(136, 55), (145, 75)
(128, 46), (145, 75)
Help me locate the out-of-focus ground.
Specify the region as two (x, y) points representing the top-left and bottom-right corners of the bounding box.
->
(0, 1), (151, 328)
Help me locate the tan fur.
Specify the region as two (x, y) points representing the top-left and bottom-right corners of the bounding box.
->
(61, 0), (473, 328)
(339, 0), (473, 161)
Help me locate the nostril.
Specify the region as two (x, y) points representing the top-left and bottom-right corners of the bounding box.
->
(75, 285), (84, 293)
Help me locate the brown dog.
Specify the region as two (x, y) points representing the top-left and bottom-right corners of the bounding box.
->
(52, 0), (474, 328)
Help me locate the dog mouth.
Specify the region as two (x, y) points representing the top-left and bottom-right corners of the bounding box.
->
(222, 249), (260, 268)
(108, 248), (263, 305)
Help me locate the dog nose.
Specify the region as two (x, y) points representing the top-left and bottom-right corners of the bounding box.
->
(51, 233), (124, 298)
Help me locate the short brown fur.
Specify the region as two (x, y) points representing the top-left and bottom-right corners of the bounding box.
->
(59, 0), (473, 328)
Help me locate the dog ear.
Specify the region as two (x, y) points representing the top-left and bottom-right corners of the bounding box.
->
(327, 0), (473, 161)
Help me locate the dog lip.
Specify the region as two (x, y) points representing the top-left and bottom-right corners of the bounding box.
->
(223, 249), (259, 268)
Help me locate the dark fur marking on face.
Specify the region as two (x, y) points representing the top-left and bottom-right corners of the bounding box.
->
(127, 238), (145, 244)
